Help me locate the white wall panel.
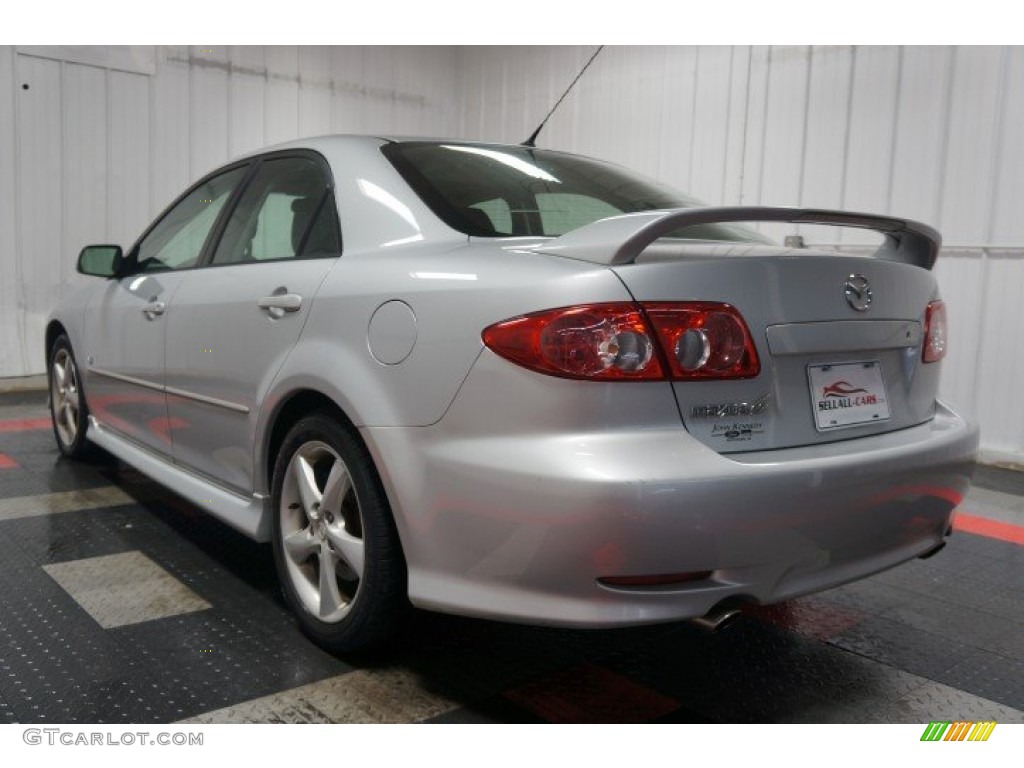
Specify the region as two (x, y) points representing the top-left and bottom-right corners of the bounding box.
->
(1, 45), (458, 381)
(512, 46), (553, 146)
(151, 53), (190, 216)
(189, 64), (229, 179)
(758, 46), (811, 242)
(0, 46), (22, 377)
(298, 46), (331, 138)
(739, 46), (772, 207)
(576, 46), (624, 163)
(61, 63), (107, 299)
(299, 46), (331, 82)
(690, 46), (734, 205)
(230, 71), (265, 156)
(991, 47), (1024, 245)
(298, 80), (331, 138)
(622, 46), (669, 180)
(15, 55), (62, 375)
(801, 47), (852, 209)
(265, 47), (299, 144)
(537, 47), (586, 152)
(17, 46), (155, 75)
(351, 47), (393, 136)
(108, 71), (150, 251)
(721, 46), (751, 206)
(229, 46), (264, 73)
(842, 46), (900, 245)
(455, 49), (483, 141)
(229, 47), (266, 157)
(798, 46), (853, 245)
(402, 47), (458, 139)
(939, 47), (1003, 245)
(654, 47), (697, 190)
(473, 57), (500, 141)
(889, 47), (952, 226)
(491, 45), (527, 147)
(330, 46), (365, 134)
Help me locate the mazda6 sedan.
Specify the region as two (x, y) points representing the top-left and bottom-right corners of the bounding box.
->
(47, 135), (979, 651)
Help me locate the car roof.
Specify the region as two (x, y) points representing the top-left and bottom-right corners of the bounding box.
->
(238, 134), (510, 155)
(233, 134), (387, 160)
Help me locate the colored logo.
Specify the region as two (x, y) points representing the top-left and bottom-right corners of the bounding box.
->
(920, 721), (996, 741)
(822, 381), (868, 398)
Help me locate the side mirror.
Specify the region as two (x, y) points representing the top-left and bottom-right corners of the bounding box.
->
(77, 245), (124, 279)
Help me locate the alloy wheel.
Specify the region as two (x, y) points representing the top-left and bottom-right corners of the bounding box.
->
(279, 441), (366, 623)
(51, 347), (81, 448)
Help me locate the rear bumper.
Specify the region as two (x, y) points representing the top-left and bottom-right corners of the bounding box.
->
(366, 398), (978, 628)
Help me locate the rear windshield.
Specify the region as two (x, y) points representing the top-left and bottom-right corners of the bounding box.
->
(382, 141), (770, 243)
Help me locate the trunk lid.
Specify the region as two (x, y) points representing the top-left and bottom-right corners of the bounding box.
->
(612, 243), (941, 453)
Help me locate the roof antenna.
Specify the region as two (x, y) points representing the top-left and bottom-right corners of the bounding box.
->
(522, 45), (604, 148)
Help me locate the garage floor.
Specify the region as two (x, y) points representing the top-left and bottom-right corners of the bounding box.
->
(1, 390), (1021, 724)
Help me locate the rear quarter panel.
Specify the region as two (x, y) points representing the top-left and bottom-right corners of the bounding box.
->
(256, 241), (633, 493)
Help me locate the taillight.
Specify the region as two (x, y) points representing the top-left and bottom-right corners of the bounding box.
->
(482, 302), (760, 381)
(923, 300), (947, 363)
(481, 303), (663, 380)
(644, 302), (760, 380)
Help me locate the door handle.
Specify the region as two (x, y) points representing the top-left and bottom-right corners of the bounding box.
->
(257, 293), (303, 318)
(142, 301), (165, 320)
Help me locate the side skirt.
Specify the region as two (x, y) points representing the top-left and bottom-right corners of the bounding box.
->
(86, 416), (271, 542)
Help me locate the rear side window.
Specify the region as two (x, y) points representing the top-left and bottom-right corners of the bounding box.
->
(299, 192), (341, 257)
(211, 157), (340, 266)
(383, 142), (771, 243)
(468, 198), (511, 234)
(535, 192), (620, 236)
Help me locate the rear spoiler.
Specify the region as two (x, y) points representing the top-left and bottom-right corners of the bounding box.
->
(532, 206), (942, 270)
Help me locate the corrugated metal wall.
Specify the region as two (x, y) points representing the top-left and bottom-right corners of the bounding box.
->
(0, 45), (457, 380)
(456, 45), (1024, 464)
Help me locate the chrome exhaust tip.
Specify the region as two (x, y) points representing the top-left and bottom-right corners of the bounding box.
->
(689, 606), (743, 633)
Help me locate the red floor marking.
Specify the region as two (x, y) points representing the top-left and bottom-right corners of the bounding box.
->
(503, 662), (680, 723)
(0, 453), (17, 469)
(0, 417), (51, 433)
(955, 512), (1024, 546)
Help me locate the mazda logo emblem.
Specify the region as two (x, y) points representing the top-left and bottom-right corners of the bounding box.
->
(844, 274), (872, 312)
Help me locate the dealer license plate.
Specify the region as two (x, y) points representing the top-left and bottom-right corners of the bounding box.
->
(808, 361), (891, 431)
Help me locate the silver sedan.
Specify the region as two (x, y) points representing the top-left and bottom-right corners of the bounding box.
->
(47, 136), (979, 651)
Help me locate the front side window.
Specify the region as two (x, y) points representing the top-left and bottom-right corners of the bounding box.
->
(134, 165), (247, 272)
(383, 142), (771, 244)
(211, 157), (340, 266)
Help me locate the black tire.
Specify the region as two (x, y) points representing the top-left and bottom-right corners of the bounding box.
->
(271, 411), (409, 653)
(48, 334), (93, 459)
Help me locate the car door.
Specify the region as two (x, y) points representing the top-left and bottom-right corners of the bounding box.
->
(82, 164), (249, 456)
(164, 153), (341, 493)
